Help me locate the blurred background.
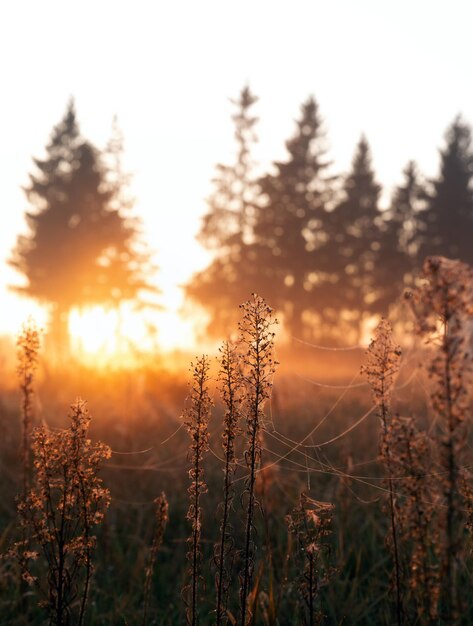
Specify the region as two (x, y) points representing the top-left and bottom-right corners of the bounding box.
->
(1, 0), (473, 365)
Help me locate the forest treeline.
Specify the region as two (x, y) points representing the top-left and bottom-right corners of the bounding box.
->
(187, 87), (473, 343)
(9, 89), (473, 347)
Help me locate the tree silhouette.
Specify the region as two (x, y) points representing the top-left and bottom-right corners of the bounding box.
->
(189, 96), (473, 346)
(198, 86), (258, 251)
(186, 86), (261, 335)
(418, 115), (473, 264)
(10, 100), (155, 349)
(359, 161), (428, 319)
(252, 96), (334, 338)
(390, 161), (426, 259)
(323, 136), (383, 340)
(376, 161), (427, 299)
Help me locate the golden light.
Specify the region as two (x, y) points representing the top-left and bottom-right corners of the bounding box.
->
(68, 300), (208, 367)
(69, 307), (119, 358)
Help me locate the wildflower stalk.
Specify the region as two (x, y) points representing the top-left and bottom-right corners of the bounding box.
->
(238, 294), (277, 626)
(13, 400), (111, 625)
(183, 356), (212, 626)
(286, 494), (334, 626)
(77, 471), (93, 626)
(17, 319), (40, 497)
(407, 256), (472, 620)
(143, 492), (169, 626)
(362, 318), (403, 626)
(393, 417), (438, 622)
(215, 341), (242, 626)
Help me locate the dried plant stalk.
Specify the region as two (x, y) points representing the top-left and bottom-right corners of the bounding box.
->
(286, 494), (334, 626)
(17, 319), (40, 496)
(407, 256), (472, 620)
(214, 341), (242, 626)
(142, 492), (169, 626)
(12, 400), (111, 626)
(362, 318), (403, 626)
(182, 356), (212, 626)
(388, 416), (439, 622)
(238, 294), (278, 626)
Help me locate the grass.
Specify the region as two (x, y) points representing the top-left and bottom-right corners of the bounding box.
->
(0, 258), (473, 624)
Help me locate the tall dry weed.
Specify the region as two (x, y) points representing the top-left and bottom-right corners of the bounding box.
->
(17, 319), (40, 496)
(182, 356), (212, 626)
(286, 494), (334, 626)
(362, 318), (403, 625)
(13, 400), (111, 625)
(238, 294), (278, 626)
(407, 256), (472, 620)
(214, 340), (242, 626)
(142, 492), (169, 626)
(388, 416), (439, 622)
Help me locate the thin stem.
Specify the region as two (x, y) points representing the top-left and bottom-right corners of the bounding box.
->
(443, 318), (458, 621)
(216, 453), (232, 626)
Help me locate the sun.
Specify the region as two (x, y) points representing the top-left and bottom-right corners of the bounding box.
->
(69, 307), (119, 358)
(68, 301), (207, 366)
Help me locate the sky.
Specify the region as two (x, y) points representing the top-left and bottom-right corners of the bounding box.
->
(1, 0), (472, 347)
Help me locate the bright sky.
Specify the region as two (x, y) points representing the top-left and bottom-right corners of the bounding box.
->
(1, 0), (472, 349)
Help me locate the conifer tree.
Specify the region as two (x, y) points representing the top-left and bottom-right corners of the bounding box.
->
(252, 96), (334, 338)
(418, 115), (473, 264)
(198, 86), (258, 251)
(324, 136), (382, 339)
(373, 161), (426, 310)
(186, 86), (261, 336)
(9, 100), (155, 348)
(390, 161), (426, 259)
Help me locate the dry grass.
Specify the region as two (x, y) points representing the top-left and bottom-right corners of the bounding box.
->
(214, 341), (242, 626)
(16, 319), (40, 497)
(182, 356), (212, 626)
(1, 259), (473, 624)
(12, 401), (110, 625)
(142, 492), (169, 626)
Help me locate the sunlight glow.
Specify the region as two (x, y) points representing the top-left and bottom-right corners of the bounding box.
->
(0, 287), (49, 336)
(68, 300), (211, 367)
(69, 307), (119, 356)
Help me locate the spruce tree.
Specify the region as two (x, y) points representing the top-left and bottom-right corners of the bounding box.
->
(389, 161), (426, 260)
(375, 161), (427, 302)
(198, 86), (258, 250)
(324, 136), (382, 339)
(252, 96), (333, 338)
(186, 86), (261, 336)
(418, 115), (473, 264)
(10, 100), (154, 348)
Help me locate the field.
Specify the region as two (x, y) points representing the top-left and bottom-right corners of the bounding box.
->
(3, 3), (473, 624)
(1, 262), (473, 626)
(0, 348), (397, 625)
